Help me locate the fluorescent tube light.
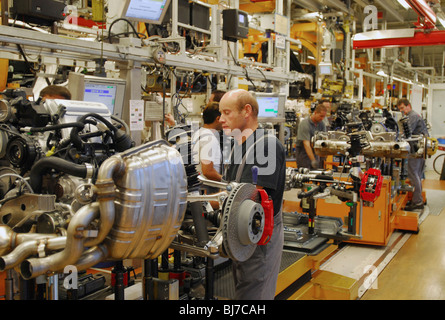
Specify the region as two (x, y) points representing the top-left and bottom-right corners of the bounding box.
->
(397, 0), (411, 10)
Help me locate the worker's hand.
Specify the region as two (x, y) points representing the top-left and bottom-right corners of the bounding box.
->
(165, 113), (175, 126)
(310, 159), (319, 169)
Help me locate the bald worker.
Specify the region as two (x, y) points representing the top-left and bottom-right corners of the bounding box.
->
(219, 89), (285, 300)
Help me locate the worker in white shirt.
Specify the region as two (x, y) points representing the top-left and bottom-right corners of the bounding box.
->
(191, 101), (223, 183)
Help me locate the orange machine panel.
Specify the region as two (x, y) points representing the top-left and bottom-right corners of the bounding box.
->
(316, 177), (392, 246)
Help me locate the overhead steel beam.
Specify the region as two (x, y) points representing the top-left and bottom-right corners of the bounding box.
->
(352, 28), (445, 49)
(292, 0), (323, 12)
(325, 0), (352, 14)
(374, 0), (405, 23)
(0, 25), (148, 63)
(352, 0), (370, 8)
(406, 0), (437, 28)
(0, 25), (311, 84)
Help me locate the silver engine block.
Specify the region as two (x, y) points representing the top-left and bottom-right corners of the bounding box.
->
(0, 140), (187, 280)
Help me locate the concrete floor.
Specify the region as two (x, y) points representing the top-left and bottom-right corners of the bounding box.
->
(361, 173), (445, 300)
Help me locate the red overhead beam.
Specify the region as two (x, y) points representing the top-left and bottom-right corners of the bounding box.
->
(407, 0), (437, 29)
(353, 29), (445, 49)
(353, 0), (442, 50)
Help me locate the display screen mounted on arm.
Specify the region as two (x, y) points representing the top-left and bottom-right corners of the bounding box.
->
(121, 0), (171, 24)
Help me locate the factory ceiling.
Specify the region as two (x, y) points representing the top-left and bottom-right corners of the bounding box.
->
(239, 0), (445, 81)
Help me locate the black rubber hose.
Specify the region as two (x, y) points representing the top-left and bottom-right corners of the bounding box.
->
(70, 113), (118, 150)
(28, 122), (85, 133)
(314, 174), (334, 181)
(29, 157), (91, 193)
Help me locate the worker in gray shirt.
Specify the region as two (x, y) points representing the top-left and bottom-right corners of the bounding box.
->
(296, 103), (327, 169)
(219, 89), (285, 300)
(397, 98), (429, 211)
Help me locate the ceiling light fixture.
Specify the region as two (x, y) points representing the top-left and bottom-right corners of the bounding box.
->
(377, 69), (388, 77)
(397, 0), (411, 10)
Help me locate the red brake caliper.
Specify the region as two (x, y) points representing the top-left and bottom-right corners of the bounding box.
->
(359, 168), (383, 203)
(257, 189), (274, 245)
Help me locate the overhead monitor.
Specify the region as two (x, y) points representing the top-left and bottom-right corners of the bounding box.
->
(222, 9), (249, 42)
(67, 72), (126, 118)
(251, 92), (286, 122)
(121, 0), (171, 25)
(319, 62), (333, 75)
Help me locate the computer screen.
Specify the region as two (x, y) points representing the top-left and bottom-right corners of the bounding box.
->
(319, 62), (333, 75)
(121, 0), (171, 24)
(239, 13), (245, 25)
(67, 72), (126, 118)
(252, 92), (286, 121)
(84, 83), (118, 114)
(257, 96), (279, 118)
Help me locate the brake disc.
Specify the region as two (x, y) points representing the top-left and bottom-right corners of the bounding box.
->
(221, 183), (265, 262)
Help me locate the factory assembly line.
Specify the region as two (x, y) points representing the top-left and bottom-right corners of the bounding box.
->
(0, 0), (443, 302)
(0, 89), (437, 300)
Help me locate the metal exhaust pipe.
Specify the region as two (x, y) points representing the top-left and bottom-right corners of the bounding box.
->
(0, 225), (59, 256)
(20, 156), (123, 279)
(0, 236), (66, 271)
(84, 156), (123, 247)
(74, 244), (109, 272)
(20, 202), (100, 280)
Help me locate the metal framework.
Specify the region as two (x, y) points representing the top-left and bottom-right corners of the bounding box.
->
(0, 0), (313, 146)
